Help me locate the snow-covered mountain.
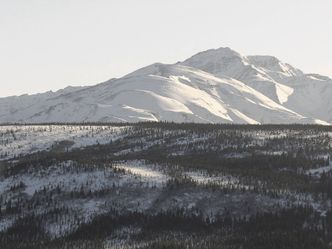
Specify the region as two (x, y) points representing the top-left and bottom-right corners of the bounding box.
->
(0, 47), (331, 124)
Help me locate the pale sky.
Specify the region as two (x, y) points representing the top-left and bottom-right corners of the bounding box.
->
(0, 0), (331, 97)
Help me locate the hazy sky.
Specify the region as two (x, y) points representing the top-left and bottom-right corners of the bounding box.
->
(1, 0), (331, 97)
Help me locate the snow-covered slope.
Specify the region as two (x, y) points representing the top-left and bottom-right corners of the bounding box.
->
(182, 48), (298, 104)
(182, 47), (332, 124)
(0, 47), (331, 124)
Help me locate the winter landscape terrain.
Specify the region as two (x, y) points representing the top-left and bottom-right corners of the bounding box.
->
(1, 123), (332, 248)
(1, 47), (332, 249)
(1, 47), (332, 125)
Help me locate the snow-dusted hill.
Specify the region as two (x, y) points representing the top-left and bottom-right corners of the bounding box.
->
(0, 47), (331, 124)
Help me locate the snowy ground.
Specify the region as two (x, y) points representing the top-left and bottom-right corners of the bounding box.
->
(1, 125), (331, 239)
(0, 158), (331, 237)
(306, 162), (332, 177)
(0, 125), (129, 160)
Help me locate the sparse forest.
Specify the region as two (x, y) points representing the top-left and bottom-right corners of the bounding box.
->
(1, 123), (332, 248)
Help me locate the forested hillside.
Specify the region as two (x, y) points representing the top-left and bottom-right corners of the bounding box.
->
(1, 123), (332, 248)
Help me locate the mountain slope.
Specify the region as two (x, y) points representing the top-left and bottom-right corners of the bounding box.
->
(0, 47), (331, 124)
(182, 47), (298, 104)
(182, 47), (332, 124)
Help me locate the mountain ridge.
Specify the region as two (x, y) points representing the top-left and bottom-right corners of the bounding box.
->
(0, 47), (331, 125)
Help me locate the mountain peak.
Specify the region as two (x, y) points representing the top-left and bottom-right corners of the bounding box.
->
(181, 47), (249, 77)
(184, 47), (244, 62)
(205, 47), (242, 58)
(247, 55), (280, 66)
(247, 55), (302, 77)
